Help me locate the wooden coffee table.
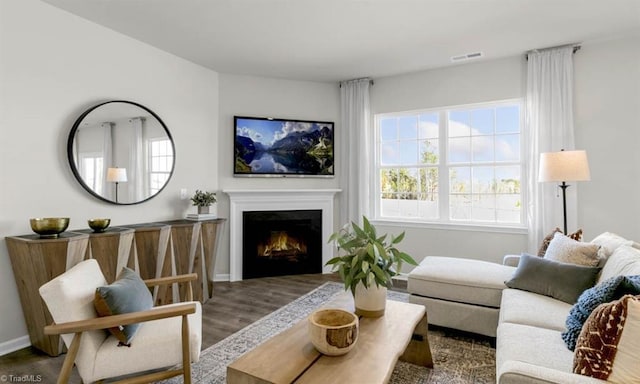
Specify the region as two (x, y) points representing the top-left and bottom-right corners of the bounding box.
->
(227, 293), (433, 384)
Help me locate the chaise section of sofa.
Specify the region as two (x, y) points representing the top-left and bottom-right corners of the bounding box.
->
(408, 256), (515, 337)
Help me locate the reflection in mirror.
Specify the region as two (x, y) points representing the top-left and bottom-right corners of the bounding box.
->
(67, 100), (175, 205)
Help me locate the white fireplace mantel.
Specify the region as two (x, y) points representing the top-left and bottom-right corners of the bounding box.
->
(223, 189), (341, 282)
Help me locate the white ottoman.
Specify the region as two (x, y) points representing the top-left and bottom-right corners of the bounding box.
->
(408, 256), (516, 337)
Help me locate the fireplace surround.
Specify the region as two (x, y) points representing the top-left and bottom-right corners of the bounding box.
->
(224, 189), (340, 281)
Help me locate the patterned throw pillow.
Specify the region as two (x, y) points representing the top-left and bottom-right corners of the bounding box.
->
(94, 267), (153, 345)
(569, 229), (583, 242)
(544, 232), (600, 267)
(574, 295), (640, 383)
(537, 228), (583, 257)
(562, 275), (640, 350)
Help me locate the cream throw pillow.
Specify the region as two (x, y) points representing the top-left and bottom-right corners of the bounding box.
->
(598, 245), (640, 283)
(544, 232), (600, 267)
(590, 232), (634, 259)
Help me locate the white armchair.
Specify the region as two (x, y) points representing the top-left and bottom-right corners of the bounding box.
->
(39, 259), (202, 384)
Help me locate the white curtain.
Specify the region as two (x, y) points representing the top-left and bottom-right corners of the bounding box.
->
(101, 122), (113, 198)
(129, 117), (145, 202)
(526, 46), (576, 252)
(339, 78), (371, 226)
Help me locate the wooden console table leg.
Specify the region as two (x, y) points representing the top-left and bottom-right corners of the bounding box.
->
(400, 312), (433, 367)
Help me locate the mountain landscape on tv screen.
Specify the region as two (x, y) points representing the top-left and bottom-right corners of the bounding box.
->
(235, 119), (333, 175)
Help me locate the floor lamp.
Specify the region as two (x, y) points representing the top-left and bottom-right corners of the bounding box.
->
(106, 167), (127, 203)
(538, 150), (590, 234)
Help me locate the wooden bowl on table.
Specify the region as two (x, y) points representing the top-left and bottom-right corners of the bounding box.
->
(308, 308), (359, 356)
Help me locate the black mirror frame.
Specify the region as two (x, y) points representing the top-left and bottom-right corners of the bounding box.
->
(67, 100), (176, 205)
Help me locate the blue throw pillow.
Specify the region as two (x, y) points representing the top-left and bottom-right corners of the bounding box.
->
(94, 267), (153, 345)
(562, 275), (640, 350)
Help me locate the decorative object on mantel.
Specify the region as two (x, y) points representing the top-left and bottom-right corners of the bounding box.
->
(191, 189), (217, 215)
(87, 218), (111, 232)
(29, 217), (70, 238)
(308, 308), (359, 356)
(327, 216), (417, 318)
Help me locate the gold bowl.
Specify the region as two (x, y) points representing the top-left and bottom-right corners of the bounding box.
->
(308, 308), (359, 356)
(30, 218), (70, 238)
(88, 218), (111, 233)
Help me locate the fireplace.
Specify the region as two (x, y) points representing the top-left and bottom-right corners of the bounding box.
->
(243, 210), (322, 279)
(224, 189), (340, 281)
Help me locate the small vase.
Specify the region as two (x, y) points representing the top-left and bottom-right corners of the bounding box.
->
(198, 206), (210, 214)
(354, 282), (387, 318)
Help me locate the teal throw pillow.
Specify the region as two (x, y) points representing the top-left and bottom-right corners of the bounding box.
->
(94, 267), (153, 345)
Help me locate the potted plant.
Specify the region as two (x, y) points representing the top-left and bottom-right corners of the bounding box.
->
(191, 190), (217, 214)
(327, 216), (417, 317)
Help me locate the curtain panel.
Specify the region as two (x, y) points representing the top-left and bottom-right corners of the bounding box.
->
(339, 78), (371, 226)
(526, 47), (576, 252)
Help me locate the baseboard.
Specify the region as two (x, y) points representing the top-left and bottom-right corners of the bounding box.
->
(214, 273), (230, 282)
(0, 335), (30, 356)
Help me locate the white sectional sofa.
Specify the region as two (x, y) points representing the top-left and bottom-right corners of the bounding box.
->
(408, 233), (640, 384)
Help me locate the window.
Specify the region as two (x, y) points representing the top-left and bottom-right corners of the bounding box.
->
(79, 153), (103, 194)
(375, 100), (523, 227)
(149, 139), (173, 194)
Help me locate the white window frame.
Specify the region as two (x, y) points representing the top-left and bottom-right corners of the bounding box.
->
(148, 138), (173, 195)
(78, 152), (104, 194)
(372, 99), (527, 233)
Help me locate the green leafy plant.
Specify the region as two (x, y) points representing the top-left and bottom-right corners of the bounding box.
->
(326, 216), (418, 295)
(190, 190), (217, 207)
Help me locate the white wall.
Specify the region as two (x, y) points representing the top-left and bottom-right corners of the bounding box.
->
(370, 57), (529, 265)
(216, 74), (341, 277)
(0, 0), (219, 352)
(574, 35), (640, 241)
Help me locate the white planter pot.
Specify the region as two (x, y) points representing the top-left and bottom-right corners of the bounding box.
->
(198, 204), (217, 217)
(354, 282), (387, 318)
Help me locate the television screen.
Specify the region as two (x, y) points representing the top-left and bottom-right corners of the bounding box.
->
(234, 116), (334, 177)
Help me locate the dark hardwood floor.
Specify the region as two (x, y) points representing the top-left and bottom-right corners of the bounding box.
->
(0, 273), (388, 383)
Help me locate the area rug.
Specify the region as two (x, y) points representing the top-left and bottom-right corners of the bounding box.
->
(163, 282), (495, 384)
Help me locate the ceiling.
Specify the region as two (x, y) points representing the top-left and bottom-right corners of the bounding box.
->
(42, 0), (640, 83)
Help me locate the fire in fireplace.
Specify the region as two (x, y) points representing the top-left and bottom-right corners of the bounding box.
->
(258, 231), (308, 261)
(243, 210), (322, 279)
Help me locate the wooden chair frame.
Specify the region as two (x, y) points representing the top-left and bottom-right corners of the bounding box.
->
(44, 273), (199, 384)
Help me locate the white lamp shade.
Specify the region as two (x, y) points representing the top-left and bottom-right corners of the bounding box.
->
(106, 167), (128, 183)
(539, 150), (590, 182)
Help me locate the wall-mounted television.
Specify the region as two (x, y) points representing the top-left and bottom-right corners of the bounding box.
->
(234, 116), (334, 177)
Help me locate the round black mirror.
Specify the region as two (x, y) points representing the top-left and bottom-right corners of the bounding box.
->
(67, 100), (175, 205)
